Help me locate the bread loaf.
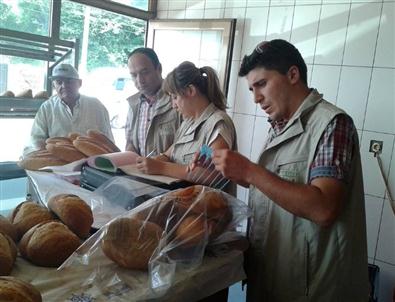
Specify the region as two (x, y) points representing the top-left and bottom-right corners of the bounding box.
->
(87, 129), (120, 152)
(0, 215), (17, 242)
(18, 153), (67, 171)
(15, 89), (33, 98)
(33, 90), (49, 99)
(45, 137), (72, 144)
(0, 233), (17, 275)
(46, 143), (86, 162)
(10, 202), (53, 239)
(47, 194), (93, 238)
(73, 138), (111, 156)
(0, 90), (15, 97)
(132, 199), (177, 231)
(68, 132), (81, 141)
(102, 217), (163, 270)
(174, 214), (209, 247)
(19, 221), (81, 267)
(0, 276), (42, 302)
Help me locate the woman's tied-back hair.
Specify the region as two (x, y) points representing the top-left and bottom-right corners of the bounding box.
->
(163, 61), (227, 110)
(239, 39), (308, 85)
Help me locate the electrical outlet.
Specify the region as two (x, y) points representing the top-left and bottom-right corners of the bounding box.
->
(369, 140), (383, 154)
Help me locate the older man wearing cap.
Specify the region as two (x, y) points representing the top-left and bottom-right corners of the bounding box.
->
(25, 63), (114, 153)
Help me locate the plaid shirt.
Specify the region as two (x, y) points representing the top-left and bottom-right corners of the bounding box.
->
(137, 94), (157, 156)
(270, 114), (356, 183)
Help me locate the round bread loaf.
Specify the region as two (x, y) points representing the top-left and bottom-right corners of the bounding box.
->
(10, 202), (53, 240)
(19, 221), (81, 267)
(15, 89), (33, 98)
(47, 194), (93, 238)
(0, 90), (15, 97)
(101, 217), (163, 270)
(192, 191), (229, 219)
(0, 276), (42, 302)
(87, 129), (120, 152)
(33, 91), (49, 99)
(46, 143), (86, 162)
(132, 199), (178, 231)
(0, 215), (17, 242)
(174, 214), (209, 247)
(0, 233), (17, 275)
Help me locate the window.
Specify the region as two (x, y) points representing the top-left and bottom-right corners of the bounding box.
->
(0, 0), (50, 36)
(109, 0), (149, 11)
(0, 0), (148, 162)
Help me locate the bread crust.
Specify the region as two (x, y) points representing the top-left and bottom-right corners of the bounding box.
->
(47, 194), (93, 238)
(46, 143), (86, 162)
(45, 137), (72, 144)
(87, 129), (120, 152)
(19, 221), (81, 267)
(0, 215), (18, 242)
(10, 202), (53, 239)
(73, 138), (111, 156)
(0, 233), (17, 275)
(18, 154), (67, 171)
(0, 276), (42, 302)
(102, 217), (163, 270)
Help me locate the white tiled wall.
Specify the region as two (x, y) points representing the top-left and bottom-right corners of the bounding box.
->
(156, 0), (395, 300)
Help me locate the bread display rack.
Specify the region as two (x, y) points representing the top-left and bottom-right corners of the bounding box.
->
(0, 28), (80, 118)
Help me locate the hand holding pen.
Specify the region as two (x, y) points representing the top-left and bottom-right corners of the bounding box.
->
(136, 149), (161, 174)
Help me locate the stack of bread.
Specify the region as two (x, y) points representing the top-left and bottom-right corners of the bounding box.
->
(0, 194), (93, 274)
(0, 89), (49, 100)
(19, 129), (120, 170)
(101, 186), (233, 271)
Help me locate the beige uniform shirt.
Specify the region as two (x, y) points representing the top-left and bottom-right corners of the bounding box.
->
(26, 94), (113, 153)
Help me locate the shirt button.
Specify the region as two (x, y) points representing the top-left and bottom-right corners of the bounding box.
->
(147, 118), (150, 122)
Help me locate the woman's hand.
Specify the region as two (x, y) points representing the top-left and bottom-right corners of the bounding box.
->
(136, 156), (162, 175)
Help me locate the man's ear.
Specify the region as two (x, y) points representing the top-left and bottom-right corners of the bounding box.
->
(157, 63), (162, 74)
(78, 79), (82, 88)
(287, 66), (300, 84)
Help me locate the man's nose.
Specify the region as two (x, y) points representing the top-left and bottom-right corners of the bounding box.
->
(253, 89), (263, 104)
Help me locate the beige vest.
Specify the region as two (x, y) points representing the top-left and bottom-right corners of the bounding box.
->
(246, 90), (369, 302)
(172, 103), (237, 194)
(126, 90), (182, 155)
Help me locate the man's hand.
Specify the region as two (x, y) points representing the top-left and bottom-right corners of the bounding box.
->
(211, 149), (254, 187)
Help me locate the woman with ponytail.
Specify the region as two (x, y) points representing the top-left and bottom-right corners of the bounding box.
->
(135, 61), (236, 187)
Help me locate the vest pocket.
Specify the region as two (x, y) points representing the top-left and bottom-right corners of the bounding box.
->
(158, 120), (177, 135)
(276, 156), (308, 183)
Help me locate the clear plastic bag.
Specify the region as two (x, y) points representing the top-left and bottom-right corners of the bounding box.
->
(59, 185), (251, 300)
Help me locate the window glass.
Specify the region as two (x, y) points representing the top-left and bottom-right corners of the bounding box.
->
(60, 0), (146, 148)
(0, 0), (50, 36)
(109, 0), (148, 11)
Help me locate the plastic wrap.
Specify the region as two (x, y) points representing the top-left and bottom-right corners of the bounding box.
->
(26, 171), (168, 228)
(59, 185), (251, 300)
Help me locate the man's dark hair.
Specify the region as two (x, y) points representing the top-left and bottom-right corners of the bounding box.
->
(127, 47), (160, 68)
(239, 39), (308, 85)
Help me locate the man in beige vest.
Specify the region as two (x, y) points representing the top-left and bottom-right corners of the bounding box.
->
(211, 40), (369, 301)
(125, 48), (181, 156)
